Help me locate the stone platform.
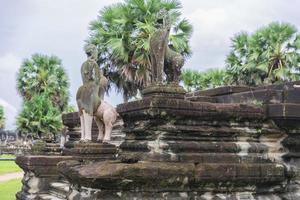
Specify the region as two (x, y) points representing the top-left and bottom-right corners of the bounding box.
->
(58, 84), (296, 199)
(15, 155), (74, 200)
(62, 112), (125, 146)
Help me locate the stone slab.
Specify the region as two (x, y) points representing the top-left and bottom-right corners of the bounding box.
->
(58, 161), (286, 191)
(187, 86), (251, 97)
(142, 83), (186, 99)
(117, 97), (264, 121)
(16, 155), (74, 177)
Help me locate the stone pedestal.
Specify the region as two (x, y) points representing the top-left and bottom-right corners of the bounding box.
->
(62, 112), (125, 147)
(15, 155), (73, 200)
(58, 84), (292, 199)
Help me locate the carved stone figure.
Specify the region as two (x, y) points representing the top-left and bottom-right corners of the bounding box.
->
(164, 47), (184, 83)
(94, 101), (118, 142)
(76, 44), (117, 142)
(149, 9), (171, 83)
(149, 9), (185, 84)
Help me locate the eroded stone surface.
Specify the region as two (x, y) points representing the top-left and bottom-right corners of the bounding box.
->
(17, 81), (300, 200)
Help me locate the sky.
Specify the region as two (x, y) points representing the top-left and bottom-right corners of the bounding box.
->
(1, 0), (300, 129)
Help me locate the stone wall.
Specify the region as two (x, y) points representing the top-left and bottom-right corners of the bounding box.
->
(16, 82), (300, 200)
(56, 83), (300, 199)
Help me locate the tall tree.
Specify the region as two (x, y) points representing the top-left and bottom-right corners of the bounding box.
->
(0, 105), (5, 129)
(17, 54), (69, 111)
(16, 54), (69, 139)
(226, 22), (300, 86)
(181, 69), (227, 91)
(88, 0), (192, 101)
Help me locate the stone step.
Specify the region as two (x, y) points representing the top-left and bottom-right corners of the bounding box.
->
(49, 190), (67, 199)
(49, 181), (69, 199)
(39, 193), (65, 200)
(121, 141), (269, 154)
(50, 181), (70, 194)
(120, 152), (275, 163)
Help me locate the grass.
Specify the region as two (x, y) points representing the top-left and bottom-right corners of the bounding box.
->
(0, 178), (22, 200)
(0, 155), (22, 175)
(0, 154), (16, 159)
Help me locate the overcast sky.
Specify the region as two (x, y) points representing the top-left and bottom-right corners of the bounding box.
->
(1, 0), (300, 129)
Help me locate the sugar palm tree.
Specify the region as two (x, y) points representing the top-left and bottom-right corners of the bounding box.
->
(17, 54), (69, 111)
(88, 0), (193, 101)
(16, 54), (70, 140)
(226, 22), (300, 86)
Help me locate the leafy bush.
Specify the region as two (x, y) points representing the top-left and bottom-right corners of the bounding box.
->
(16, 93), (62, 140)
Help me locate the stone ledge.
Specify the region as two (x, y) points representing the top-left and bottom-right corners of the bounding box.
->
(16, 155), (74, 177)
(185, 95), (217, 103)
(186, 86), (251, 97)
(117, 97), (264, 121)
(58, 161), (286, 191)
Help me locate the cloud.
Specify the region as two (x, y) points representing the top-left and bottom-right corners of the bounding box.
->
(0, 53), (21, 73)
(1, 0), (300, 129)
(184, 0), (300, 71)
(0, 53), (22, 129)
(0, 98), (18, 130)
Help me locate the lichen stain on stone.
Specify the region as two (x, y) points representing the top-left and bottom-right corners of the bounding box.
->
(260, 133), (287, 162)
(27, 173), (40, 193)
(147, 131), (166, 154)
(236, 141), (251, 157)
(236, 192), (255, 200)
(201, 192), (213, 200)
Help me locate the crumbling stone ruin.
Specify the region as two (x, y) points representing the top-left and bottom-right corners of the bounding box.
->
(14, 11), (300, 198)
(15, 80), (300, 200)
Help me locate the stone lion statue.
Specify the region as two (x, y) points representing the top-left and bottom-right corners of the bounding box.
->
(76, 44), (118, 142)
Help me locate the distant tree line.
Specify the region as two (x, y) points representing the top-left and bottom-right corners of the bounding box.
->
(181, 22), (300, 91)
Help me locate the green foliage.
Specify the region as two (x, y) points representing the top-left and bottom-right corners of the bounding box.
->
(88, 0), (192, 101)
(16, 93), (62, 140)
(17, 54), (69, 111)
(226, 22), (300, 86)
(181, 69), (227, 91)
(0, 105), (5, 129)
(16, 54), (69, 139)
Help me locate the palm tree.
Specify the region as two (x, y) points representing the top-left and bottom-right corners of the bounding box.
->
(181, 69), (227, 91)
(226, 22), (300, 86)
(88, 0), (193, 101)
(16, 54), (70, 140)
(0, 105), (5, 129)
(16, 93), (62, 140)
(17, 54), (69, 111)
